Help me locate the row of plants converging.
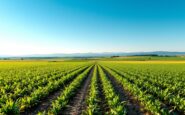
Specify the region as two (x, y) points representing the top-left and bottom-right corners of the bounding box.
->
(0, 64), (89, 102)
(0, 62), (87, 94)
(1, 61), (184, 115)
(121, 71), (185, 112)
(108, 63), (185, 99)
(0, 62), (89, 101)
(100, 62), (185, 115)
(101, 62), (185, 113)
(0, 62), (138, 115)
(97, 66), (126, 115)
(102, 66), (168, 114)
(37, 65), (93, 115)
(85, 65), (100, 115)
(37, 64), (127, 115)
(0, 62), (93, 115)
(108, 62), (185, 98)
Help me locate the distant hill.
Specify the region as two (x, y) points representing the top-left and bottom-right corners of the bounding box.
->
(1, 51), (185, 58)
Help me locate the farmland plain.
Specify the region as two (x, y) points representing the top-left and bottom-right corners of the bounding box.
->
(0, 60), (184, 115)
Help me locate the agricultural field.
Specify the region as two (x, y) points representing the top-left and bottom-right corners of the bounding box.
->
(0, 61), (185, 115)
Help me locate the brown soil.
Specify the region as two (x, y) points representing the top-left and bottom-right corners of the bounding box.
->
(102, 67), (151, 115)
(60, 67), (94, 115)
(21, 67), (88, 115)
(21, 89), (63, 115)
(97, 68), (109, 114)
(108, 67), (184, 115)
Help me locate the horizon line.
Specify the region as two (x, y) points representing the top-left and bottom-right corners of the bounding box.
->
(1, 50), (185, 57)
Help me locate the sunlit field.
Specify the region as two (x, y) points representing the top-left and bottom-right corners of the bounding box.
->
(0, 60), (184, 115)
(1, 0), (185, 114)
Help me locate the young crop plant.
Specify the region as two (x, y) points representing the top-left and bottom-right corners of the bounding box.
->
(0, 99), (19, 115)
(102, 65), (171, 115)
(98, 66), (126, 115)
(0, 62), (94, 115)
(104, 63), (185, 114)
(0, 63), (90, 105)
(86, 65), (100, 115)
(101, 62), (185, 113)
(17, 65), (89, 113)
(38, 66), (93, 115)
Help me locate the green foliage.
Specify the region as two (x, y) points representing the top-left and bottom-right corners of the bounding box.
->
(0, 99), (19, 115)
(40, 66), (93, 114)
(0, 62), (93, 114)
(86, 65), (100, 115)
(100, 61), (185, 114)
(0, 61), (185, 114)
(98, 66), (126, 115)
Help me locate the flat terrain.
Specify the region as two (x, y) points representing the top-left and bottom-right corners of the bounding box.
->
(0, 59), (185, 115)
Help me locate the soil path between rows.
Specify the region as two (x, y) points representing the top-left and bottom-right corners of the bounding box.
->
(21, 67), (88, 115)
(102, 66), (151, 115)
(107, 67), (184, 115)
(60, 67), (94, 115)
(22, 89), (63, 115)
(97, 66), (109, 114)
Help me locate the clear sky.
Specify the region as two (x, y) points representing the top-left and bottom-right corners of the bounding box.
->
(0, 0), (185, 55)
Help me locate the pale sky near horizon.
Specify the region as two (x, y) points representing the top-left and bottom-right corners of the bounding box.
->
(0, 0), (185, 56)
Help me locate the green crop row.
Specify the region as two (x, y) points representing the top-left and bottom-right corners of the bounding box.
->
(0, 64), (89, 103)
(102, 65), (178, 115)
(99, 62), (185, 114)
(85, 65), (100, 115)
(100, 62), (185, 97)
(37, 65), (93, 115)
(0, 63), (92, 115)
(98, 66), (126, 115)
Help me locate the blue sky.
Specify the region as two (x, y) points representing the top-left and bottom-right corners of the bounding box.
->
(0, 0), (185, 55)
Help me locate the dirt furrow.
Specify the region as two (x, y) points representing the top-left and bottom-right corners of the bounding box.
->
(60, 67), (94, 115)
(102, 66), (151, 115)
(97, 67), (109, 114)
(107, 67), (183, 114)
(21, 67), (88, 115)
(21, 89), (63, 115)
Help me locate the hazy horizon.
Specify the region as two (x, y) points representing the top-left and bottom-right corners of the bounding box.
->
(1, 51), (185, 57)
(0, 0), (185, 55)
